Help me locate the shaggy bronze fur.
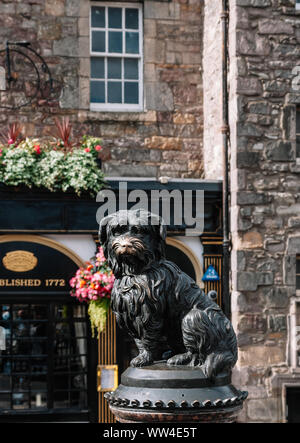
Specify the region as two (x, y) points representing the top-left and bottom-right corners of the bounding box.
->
(99, 209), (237, 378)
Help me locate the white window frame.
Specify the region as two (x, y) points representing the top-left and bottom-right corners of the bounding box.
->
(90, 2), (144, 112)
(289, 294), (300, 370)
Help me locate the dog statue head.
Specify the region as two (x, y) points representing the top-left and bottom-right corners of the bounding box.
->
(99, 209), (166, 277)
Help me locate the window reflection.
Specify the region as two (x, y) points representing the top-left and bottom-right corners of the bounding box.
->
(0, 302), (88, 413)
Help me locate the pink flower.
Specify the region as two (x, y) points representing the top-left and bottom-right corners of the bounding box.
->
(95, 145), (102, 151)
(84, 147), (90, 152)
(8, 138), (14, 145)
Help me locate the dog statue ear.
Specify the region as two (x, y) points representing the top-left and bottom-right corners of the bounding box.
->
(149, 212), (166, 259)
(99, 214), (113, 251)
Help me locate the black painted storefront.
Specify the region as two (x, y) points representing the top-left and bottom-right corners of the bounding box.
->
(0, 179), (223, 422)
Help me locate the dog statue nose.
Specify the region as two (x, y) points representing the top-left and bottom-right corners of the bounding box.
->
(118, 240), (133, 254)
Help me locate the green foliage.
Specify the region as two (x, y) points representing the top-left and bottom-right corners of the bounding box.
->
(88, 298), (110, 338)
(0, 136), (105, 196)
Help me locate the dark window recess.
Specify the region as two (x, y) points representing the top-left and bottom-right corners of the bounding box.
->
(0, 302), (89, 418)
(286, 387), (300, 423)
(165, 244), (196, 282)
(297, 256), (300, 289)
(297, 107), (300, 158)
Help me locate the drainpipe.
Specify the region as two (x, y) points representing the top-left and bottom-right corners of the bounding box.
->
(221, 0), (230, 319)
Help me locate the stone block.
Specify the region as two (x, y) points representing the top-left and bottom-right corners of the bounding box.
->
(284, 255), (296, 285)
(277, 203), (300, 216)
(144, 1), (180, 20)
(45, 0), (65, 16)
(236, 192), (266, 205)
(66, 0), (80, 16)
(53, 37), (78, 56)
(238, 345), (286, 367)
(237, 123), (263, 137)
(144, 38), (165, 63)
(78, 17), (89, 37)
(248, 102), (271, 115)
(258, 19), (294, 35)
(241, 231), (263, 249)
(237, 77), (263, 96)
(145, 83), (174, 111)
(238, 313), (267, 334)
(257, 272), (274, 286)
(59, 76), (79, 109)
(103, 162), (157, 178)
(247, 398), (278, 423)
(237, 272), (258, 291)
(38, 22), (62, 40)
(268, 315), (287, 332)
(237, 31), (271, 56)
(237, 152), (260, 168)
(145, 136), (182, 151)
(287, 236), (300, 254)
(288, 217), (300, 228)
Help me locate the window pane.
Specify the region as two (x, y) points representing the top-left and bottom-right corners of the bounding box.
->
(124, 59), (138, 80)
(297, 258), (300, 274)
(90, 81), (105, 103)
(92, 31), (106, 52)
(91, 6), (105, 28)
(125, 9), (139, 30)
(125, 32), (139, 54)
(109, 31), (123, 53)
(297, 136), (300, 158)
(91, 58), (104, 78)
(107, 58), (121, 79)
(108, 81), (122, 103)
(108, 7), (122, 29)
(297, 109), (300, 133)
(124, 82), (139, 104)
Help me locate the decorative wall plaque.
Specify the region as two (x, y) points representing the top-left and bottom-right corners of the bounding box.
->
(2, 250), (38, 272)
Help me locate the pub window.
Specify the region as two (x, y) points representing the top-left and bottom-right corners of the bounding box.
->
(90, 2), (143, 112)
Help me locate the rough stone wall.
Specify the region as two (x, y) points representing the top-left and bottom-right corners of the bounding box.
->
(0, 0), (204, 179)
(228, 0), (300, 422)
(203, 0), (223, 180)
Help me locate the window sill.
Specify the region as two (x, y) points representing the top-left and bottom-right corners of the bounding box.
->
(78, 108), (157, 123)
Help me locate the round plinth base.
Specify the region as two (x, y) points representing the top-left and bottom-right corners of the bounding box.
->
(105, 362), (247, 424)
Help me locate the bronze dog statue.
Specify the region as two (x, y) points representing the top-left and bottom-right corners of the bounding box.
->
(99, 209), (237, 379)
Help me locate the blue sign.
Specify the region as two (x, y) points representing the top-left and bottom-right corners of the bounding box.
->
(202, 265), (220, 282)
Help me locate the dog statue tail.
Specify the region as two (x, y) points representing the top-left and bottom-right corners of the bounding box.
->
(182, 304), (238, 380)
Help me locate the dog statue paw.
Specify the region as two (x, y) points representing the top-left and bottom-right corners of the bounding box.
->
(99, 209), (238, 379)
(130, 351), (154, 367)
(167, 351), (193, 366)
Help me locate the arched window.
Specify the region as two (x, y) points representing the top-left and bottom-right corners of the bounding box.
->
(165, 237), (204, 288)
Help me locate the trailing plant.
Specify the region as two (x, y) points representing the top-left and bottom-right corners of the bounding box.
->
(0, 131), (105, 196)
(69, 247), (115, 338)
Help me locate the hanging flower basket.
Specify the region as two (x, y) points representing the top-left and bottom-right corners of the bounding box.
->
(69, 247), (115, 338)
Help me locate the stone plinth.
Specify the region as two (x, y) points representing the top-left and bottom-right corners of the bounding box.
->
(105, 363), (248, 423)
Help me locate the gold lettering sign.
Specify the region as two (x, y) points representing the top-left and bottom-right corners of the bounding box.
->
(2, 250), (38, 272)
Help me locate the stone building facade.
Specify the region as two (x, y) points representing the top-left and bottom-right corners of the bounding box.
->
(227, 0), (300, 423)
(0, 0), (300, 423)
(0, 0), (204, 179)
